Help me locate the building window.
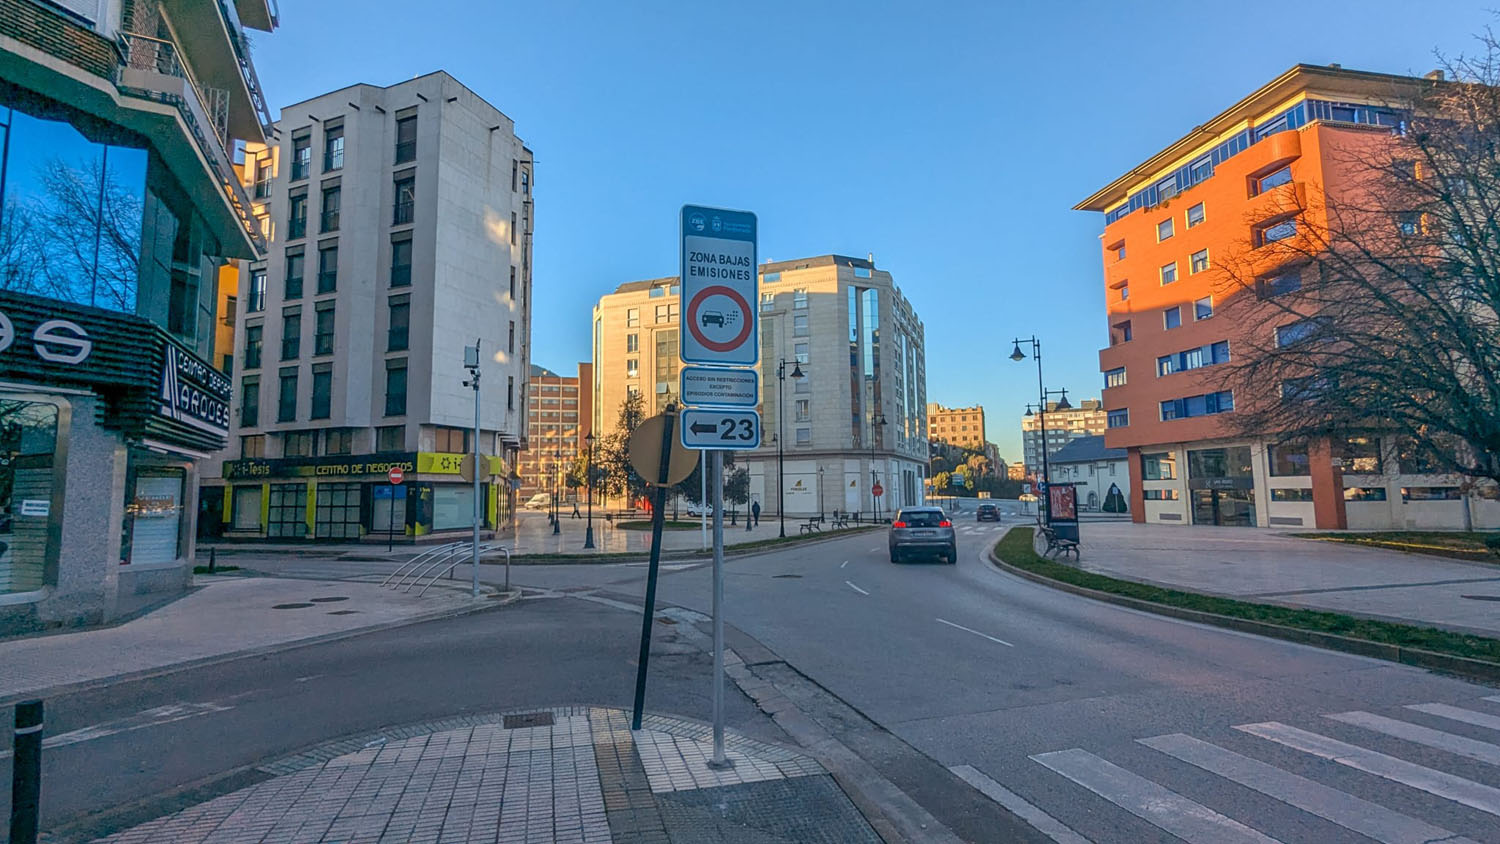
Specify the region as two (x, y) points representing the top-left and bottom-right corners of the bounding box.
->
(1163, 306), (1181, 330)
(282, 252), (303, 300)
(1402, 486), (1461, 501)
(1275, 317), (1327, 347)
(1344, 487), (1387, 501)
(291, 134), (311, 180)
(507, 376), (515, 411)
(1259, 268), (1302, 297)
(794, 288), (808, 308)
(854, 267), (872, 279)
(1120, 283), (1129, 301)
(323, 123), (344, 171)
(654, 303), (678, 323)
(323, 427), (353, 455)
(247, 268), (267, 312)
(266, 483), (308, 538)
(376, 425), (404, 452)
(1142, 452), (1176, 480)
(1281, 375), (1333, 402)
(509, 266), (518, 300)
(284, 429), (317, 457)
(626, 333), (638, 353)
(1112, 320), (1132, 345)
(320, 185), (340, 232)
(626, 359), (639, 378)
(241, 434), (265, 458)
(1194, 297), (1213, 320)
(395, 114), (417, 163)
(1160, 262), (1177, 285)
(243, 324), (263, 369)
(316, 244), (338, 293)
(387, 237), (412, 287)
(794, 342), (809, 364)
(1396, 439), (1443, 474)
(314, 302), (335, 356)
(435, 426), (469, 453)
(1254, 165), (1293, 195)
(393, 174), (415, 225)
(1396, 211), (1422, 236)
(761, 293), (774, 312)
(1270, 488), (1314, 502)
(281, 309), (301, 360)
(1107, 408), (1129, 428)
(795, 399), (810, 421)
(1257, 218), (1297, 246)
(1157, 341), (1230, 376)
(1143, 489), (1180, 501)
(253, 154), (273, 199)
(1159, 390), (1233, 420)
(1186, 203), (1205, 227)
(627, 308), (640, 328)
(1190, 249), (1209, 274)
(1342, 436), (1382, 474)
(1157, 217), (1174, 241)
(508, 320), (516, 353)
(1104, 367), (1126, 388)
(511, 212), (518, 245)
(278, 368), (298, 422)
(1113, 242), (1126, 261)
(240, 377), (259, 427)
(1268, 440), (1310, 476)
(288, 193), (307, 239)
(796, 427), (811, 445)
(388, 296), (410, 352)
(794, 314), (808, 335)
(385, 360), (407, 416)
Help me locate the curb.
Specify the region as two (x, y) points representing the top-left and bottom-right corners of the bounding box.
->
(985, 528), (1500, 686)
(0, 590), (522, 708)
(491, 524), (885, 565)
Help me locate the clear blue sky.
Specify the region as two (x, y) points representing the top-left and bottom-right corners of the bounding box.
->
(252, 0), (1489, 461)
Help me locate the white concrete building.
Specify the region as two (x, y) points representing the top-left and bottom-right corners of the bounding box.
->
(1049, 436), (1131, 513)
(201, 71), (533, 541)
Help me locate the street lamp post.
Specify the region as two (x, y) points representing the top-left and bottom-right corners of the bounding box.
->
(552, 445), (562, 535)
(584, 432), (596, 549)
(869, 407), (888, 522)
(1011, 336), (1071, 524)
(775, 358), (805, 537)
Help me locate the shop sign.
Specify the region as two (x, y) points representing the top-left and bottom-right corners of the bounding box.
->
(158, 343), (231, 437)
(223, 452), (417, 480)
(416, 452), (506, 476)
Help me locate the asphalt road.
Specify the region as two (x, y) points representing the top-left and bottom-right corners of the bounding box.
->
(507, 518), (1500, 843)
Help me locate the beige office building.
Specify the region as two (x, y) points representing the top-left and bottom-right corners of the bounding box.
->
(928, 404), (987, 450)
(592, 254), (928, 517)
(520, 363), (592, 499)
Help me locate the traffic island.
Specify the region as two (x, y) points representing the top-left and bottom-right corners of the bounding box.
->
(990, 527), (1500, 685)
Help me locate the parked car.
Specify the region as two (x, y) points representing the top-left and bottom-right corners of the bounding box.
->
(685, 502), (714, 517)
(523, 493), (552, 510)
(888, 507), (956, 564)
(976, 502), (1000, 522)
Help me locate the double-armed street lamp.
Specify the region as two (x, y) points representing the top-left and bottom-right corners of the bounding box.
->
(776, 358), (805, 537)
(1011, 336), (1071, 523)
(869, 407), (888, 522)
(583, 431), (597, 550)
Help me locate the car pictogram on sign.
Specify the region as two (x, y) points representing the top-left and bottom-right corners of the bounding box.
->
(701, 311), (725, 327)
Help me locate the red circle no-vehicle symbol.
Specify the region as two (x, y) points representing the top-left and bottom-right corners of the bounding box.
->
(687, 285), (754, 354)
(389, 467), (405, 485)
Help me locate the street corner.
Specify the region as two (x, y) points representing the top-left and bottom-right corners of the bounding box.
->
(98, 706), (880, 844)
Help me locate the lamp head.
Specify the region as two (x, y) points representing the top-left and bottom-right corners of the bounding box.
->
(1055, 390), (1072, 410)
(1009, 341), (1026, 362)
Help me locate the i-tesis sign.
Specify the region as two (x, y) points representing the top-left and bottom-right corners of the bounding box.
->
(159, 343), (231, 436)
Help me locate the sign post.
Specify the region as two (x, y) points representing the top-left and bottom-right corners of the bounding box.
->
(386, 466), (404, 552)
(672, 204), (757, 769)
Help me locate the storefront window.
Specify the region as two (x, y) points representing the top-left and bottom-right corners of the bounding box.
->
(0, 398), (59, 593)
(1268, 440), (1310, 477)
(433, 485), (477, 531)
(232, 486), (262, 531)
(121, 463), (185, 565)
(372, 485), (407, 536)
(267, 483), (308, 537)
(1142, 452), (1176, 480)
(314, 482), (361, 539)
(1341, 436), (1383, 474)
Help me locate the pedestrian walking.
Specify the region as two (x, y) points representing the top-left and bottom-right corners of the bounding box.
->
(751, 500), (761, 526)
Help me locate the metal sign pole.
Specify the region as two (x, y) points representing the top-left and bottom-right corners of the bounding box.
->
(631, 412), (677, 731)
(700, 450), (707, 549)
(709, 448), (729, 767)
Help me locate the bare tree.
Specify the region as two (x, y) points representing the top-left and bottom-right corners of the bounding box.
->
(1215, 30), (1500, 485)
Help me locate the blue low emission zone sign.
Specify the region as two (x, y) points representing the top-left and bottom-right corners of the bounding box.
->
(680, 205), (758, 367)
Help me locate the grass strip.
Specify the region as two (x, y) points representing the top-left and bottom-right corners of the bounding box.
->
(994, 527), (1500, 664)
(1293, 531), (1500, 562)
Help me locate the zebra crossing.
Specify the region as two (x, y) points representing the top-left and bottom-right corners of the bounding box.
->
(963, 696), (1500, 843)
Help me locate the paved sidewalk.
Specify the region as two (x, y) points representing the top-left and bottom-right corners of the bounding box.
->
(0, 576), (489, 703)
(1068, 522), (1500, 635)
(505, 510), (871, 556)
(98, 706), (880, 843)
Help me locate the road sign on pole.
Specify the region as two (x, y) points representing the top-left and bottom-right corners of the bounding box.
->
(680, 205), (757, 367)
(680, 408), (761, 450)
(680, 365), (758, 408)
(388, 466), (404, 485)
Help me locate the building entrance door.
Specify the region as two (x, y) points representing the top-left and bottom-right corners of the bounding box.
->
(1191, 488), (1256, 526)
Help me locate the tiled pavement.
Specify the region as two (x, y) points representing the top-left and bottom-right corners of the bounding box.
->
(96, 706), (881, 843)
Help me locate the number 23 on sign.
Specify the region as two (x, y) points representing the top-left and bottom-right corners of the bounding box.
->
(679, 408), (761, 450)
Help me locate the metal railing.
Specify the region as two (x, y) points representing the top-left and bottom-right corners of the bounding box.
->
(398, 543), (497, 594)
(419, 547), (508, 597)
(381, 541), (465, 588)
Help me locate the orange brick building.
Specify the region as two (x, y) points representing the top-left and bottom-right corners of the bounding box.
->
(1076, 64), (1497, 531)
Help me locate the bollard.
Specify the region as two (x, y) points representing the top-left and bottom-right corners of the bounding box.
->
(10, 699), (43, 844)
(208, 547), (217, 574)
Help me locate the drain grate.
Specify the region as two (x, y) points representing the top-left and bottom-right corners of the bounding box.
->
(310, 596), (349, 603)
(272, 603), (314, 609)
(1461, 594), (1500, 602)
(772, 574), (803, 579)
(328, 610), (360, 615)
(503, 712), (555, 729)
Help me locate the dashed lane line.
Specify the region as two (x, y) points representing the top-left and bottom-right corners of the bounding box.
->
(845, 580), (870, 596)
(935, 617), (1014, 647)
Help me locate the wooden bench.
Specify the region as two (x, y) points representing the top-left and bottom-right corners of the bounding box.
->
(831, 516), (851, 529)
(798, 519), (823, 535)
(603, 509), (640, 524)
(1039, 525), (1079, 560)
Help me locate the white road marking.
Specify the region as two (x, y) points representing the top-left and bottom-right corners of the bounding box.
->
(0, 700), (234, 759)
(935, 617), (1013, 647)
(1237, 721), (1500, 816)
(1407, 702), (1500, 733)
(845, 580), (869, 596)
(1327, 710), (1500, 767)
(949, 764), (1090, 844)
(1485, 695), (1500, 704)
(1031, 748), (1280, 844)
(1140, 732), (1476, 844)
(841, 560), (848, 568)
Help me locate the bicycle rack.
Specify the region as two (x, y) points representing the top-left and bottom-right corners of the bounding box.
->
(381, 541), (464, 589)
(410, 543), (496, 595)
(418, 546), (510, 597)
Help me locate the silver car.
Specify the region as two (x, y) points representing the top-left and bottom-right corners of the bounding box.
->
(888, 507), (957, 564)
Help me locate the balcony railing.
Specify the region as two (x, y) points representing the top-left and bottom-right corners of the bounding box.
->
(215, 0), (276, 136)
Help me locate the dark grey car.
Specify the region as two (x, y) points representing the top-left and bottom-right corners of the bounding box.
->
(888, 507), (956, 564)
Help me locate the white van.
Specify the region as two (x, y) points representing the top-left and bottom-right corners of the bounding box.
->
(524, 493), (552, 510)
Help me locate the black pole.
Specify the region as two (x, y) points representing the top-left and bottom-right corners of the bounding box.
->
(552, 451), (561, 535)
(10, 699), (43, 844)
(584, 439), (596, 549)
(1034, 342), (1051, 525)
(387, 483), (395, 552)
(631, 410), (677, 730)
(778, 362), (786, 538)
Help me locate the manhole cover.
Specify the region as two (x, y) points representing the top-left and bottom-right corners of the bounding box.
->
(772, 574), (803, 579)
(328, 610), (359, 615)
(1461, 594), (1500, 602)
(272, 603), (314, 609)
(309, 596), (348, 603)
(503, 712), (555, 729)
